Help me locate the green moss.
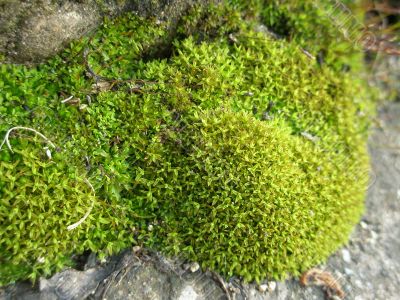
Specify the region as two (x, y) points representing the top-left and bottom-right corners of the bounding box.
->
(143, 108), (368, 281)
(0, 144), (135, 283)
(0, 0), (375, 285)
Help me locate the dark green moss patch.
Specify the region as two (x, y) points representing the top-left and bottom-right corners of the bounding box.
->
(0, 0), (375, 285)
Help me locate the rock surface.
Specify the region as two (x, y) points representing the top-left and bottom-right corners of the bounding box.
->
(0, 0), (212, 64)
(1, 102), (400, 300)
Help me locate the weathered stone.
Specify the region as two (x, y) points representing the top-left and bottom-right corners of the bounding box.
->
(0, 0), (213, 64)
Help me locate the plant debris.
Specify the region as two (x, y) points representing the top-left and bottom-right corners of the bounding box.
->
(300, 268), (345, 299)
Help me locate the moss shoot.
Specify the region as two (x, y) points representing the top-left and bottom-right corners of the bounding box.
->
(0, 0), (375, 285)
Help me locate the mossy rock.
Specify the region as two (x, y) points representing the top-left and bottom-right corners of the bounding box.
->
(0, 0), (214, 64)
(0, 0), (375, 285)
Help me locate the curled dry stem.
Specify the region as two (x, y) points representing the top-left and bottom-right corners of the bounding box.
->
(0, 126), (56, 153)
(67, 178), (95, 231)
(0, 126), (94, 230)
(300, 268), (345, 299)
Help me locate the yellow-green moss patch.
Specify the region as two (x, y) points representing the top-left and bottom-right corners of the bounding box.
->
(0, 0), (375, 285)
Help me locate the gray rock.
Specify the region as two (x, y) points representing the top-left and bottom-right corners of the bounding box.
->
(0, 0), (213, 64)
(39, 268), (106, 300)
(1, 0), (99, 63)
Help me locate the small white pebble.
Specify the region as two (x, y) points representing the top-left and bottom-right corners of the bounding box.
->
(344, 268), (354, 276)
(148, 224), (154, 231)
(341, 249), (351, 263)
(132, 246), (141, 253)
(228, 284), (240, 294)
(268, 281), (276, 292)
(44, 147), (52, 160)
(37, 257), (45, 263)
(228, 33), (238, 43)
(189, 262), (200, 273)
(257, 284), (268, 293)
(369, 230), (378, 244)
(360, 221), (368, 229)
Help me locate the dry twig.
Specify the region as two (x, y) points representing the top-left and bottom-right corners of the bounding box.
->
(0, 126), (56, 153)
(67, 178), (95, 231)
(300, 268), (345, 299)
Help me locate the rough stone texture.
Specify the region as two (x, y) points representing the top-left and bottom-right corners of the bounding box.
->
(0, 0), (213, 64)
(370, 55), (400, 101)
(1, 102), (400, 300)
(0, 250), (227, 300)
